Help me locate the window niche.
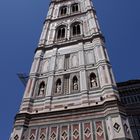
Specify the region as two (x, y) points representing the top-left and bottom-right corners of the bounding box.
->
(56, 25), (67, 40)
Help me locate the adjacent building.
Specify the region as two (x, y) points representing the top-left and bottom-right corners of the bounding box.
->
(117, 80), (140, 140)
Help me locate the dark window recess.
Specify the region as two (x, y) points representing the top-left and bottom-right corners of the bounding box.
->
(123, 98), (127, 104)
(57, 27), (66, 39)
(60, 6), (67, 16)
(72, 23), (81, 36)
(137, 95), (140, 102)
(71, 3), (79, 13)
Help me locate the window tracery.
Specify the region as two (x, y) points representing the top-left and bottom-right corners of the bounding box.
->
(71, 22), (81, 36)
(71, 3), (79, 13)
(60, 6), (67, 16)
(56, 25), (66, 40)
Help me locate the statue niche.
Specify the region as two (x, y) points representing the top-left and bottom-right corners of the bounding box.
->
(73, 76), (78, 91)
(56, 79), (62, 94)
(90, 73), (97, 88)
(38, 81), (45, 96)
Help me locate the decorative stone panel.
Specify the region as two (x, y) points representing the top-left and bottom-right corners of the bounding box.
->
(49, 126), (58, 140)
(70, 53), (79, 68)
(56, 55), (64, 70)
(71, 123), (80, 140)
(41, 58), (51, 73)
(95, 121), (105, 140)
(83, 122), (93, 140)
(60, 125), (69, 140)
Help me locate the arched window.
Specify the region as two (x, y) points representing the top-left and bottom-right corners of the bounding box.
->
(56, 79), (61, 93)
(56, 26), (66, 40)
(60, 6), (67, 16)
(71, 22), (81, 36)
(73, 76), (78, 90)
(71, 3), (79, 13)
(38, 81), (45, 96)
(90, 73), (97, 88)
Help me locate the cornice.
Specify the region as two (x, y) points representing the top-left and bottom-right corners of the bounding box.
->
(35, 33), (105, 53)
(45, 8), (96, 24)
(15, 100), (126, 122)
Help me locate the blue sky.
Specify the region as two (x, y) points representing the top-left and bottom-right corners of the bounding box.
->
(0, 0), (140, 139)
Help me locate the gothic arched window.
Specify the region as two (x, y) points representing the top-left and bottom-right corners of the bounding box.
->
(60, 6), (67, 16)
(56, 25), (66, 40)
(73, 76), (78, 90)
(38, 81), (45, 96)
(71, 3), (79, 13)
(90, 73), (97, 88)
(71, 22), (81, 36)
(56, 79), (61, 93)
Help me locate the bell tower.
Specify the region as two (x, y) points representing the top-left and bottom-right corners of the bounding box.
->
(10, 0), (133, 140)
